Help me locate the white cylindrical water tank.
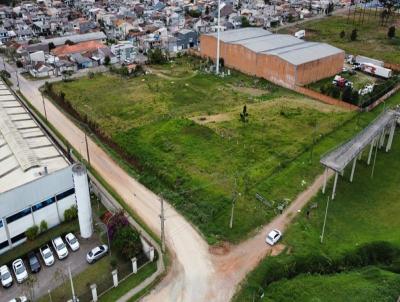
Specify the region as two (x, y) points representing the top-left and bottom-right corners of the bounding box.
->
(72, 163), (93, 238)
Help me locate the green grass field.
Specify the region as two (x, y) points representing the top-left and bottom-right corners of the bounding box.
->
(263, 267), (400, 302)
(280, 12), (400, 64)
(50, 57), (362, 243)
(233, 92), (400, 301)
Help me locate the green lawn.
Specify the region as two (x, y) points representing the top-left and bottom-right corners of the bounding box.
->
(280, 12), (400, 64)
(233, 92), (400, 301)
(50, 57), (363, 243)
(263, 267), (400, 302)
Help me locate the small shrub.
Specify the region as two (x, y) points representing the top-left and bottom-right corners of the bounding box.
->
(340, 30), (345, 39)
(388, 26), (395, 39)
(64, 206), (78, 222)
(26, 225), (39, 241)
(39, 220), (48, 233)
(350, 29), (358, 41)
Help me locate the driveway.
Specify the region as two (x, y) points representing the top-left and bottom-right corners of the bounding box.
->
(0, 234), (100, 301)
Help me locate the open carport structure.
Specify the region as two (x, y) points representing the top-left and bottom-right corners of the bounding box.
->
(321, 106), (400, 199)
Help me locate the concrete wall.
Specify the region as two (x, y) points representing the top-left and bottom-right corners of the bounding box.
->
(200, 35), (344, 88)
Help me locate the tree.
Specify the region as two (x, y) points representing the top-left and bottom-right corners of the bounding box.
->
(340, 30), (345, 39)
(205, 6), (210, 15)
(331, 86), (341, 99)
(378, 0), (400, 25)
(240, 105), (249, 123)
(104, 55), (111, 65)
(241, 16), (251, 27)
(351, 90), (360, 106)
(187, 10), (201, 18)
(107, 210), (129, 240)
(342, 86), (353, 102)
(147, 48), (167, 64)
(39, 220), (48, 233)
(287, 14), (294, 23)
(61, 70), (73, 81)
(64, 39), (75, 45)
(48, 42), (55, 50)
(26, 225), (39, 240)
(113, 225), (142, 258)
(388, 26), (396, 39)
(16, 60), (23, 68)
(350, 28), (358, 41)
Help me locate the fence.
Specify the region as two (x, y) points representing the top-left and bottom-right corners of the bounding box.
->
(294, 86), (359, 111)
(76, 253), (153, 302)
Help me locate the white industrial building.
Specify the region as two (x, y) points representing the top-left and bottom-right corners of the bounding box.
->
(0, 80), (92, 255)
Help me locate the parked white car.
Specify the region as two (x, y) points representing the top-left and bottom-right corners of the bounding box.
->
(0, 265), (13, 288)
(86, 245), (108, 264)
(8, 296), (28, 302)
(39, 244), (55, 266)
(12, 259), (28, 283)
(52, 237), (69, 260)
(65, 233), (80, 252)
(266, 229), (282, 246)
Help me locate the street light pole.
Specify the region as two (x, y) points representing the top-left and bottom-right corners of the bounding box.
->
(320, 196), (330, 244)
(68, 266), (78, 302)
(15, 70), (19, 89)
(41, 92), (47, 120)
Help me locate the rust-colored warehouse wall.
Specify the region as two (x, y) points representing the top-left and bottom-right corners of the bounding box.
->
(296, 52), (345, 86)
(200, 34), (344, 88)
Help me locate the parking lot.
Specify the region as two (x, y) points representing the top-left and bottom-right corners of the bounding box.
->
(0, 233), (101, 301)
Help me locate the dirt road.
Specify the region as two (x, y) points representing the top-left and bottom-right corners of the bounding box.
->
(6, 63), (332, 302)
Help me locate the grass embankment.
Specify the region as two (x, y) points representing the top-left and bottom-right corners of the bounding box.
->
(233, 92), (400, 301)
(280, 12), (400, 64)
(49, 57), (362, 243)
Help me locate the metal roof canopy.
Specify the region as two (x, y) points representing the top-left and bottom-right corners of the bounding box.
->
(321, 107), (400, 173)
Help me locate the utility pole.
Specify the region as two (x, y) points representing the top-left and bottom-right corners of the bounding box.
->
(15, 70), (19, 89)
(229, 177), (239, 229)
(68, 266), (78, 302)
(215, 0), (221, 75)
(320, 196), (330, 244)
(84, 132), (91, 166)
(41, 92), (47, 120)
(160, 195), (166, 253)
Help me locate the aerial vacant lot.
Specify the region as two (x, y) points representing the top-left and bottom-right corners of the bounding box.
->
(50, 57), (357, 243)
(234, 92), (400, 301)
(281, 12), (400, 64)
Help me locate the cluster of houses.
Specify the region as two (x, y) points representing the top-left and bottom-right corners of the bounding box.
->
(0, 0), (347, 78)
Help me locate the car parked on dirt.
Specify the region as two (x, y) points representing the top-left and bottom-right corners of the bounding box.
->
(65, 233), (80, 252)
(86, 245), (108, 264)
(39, 244), (55, 266)
(265, 229), (282, 246)
(52, 237), (68, 260)
(1, 265), (13, 288)
(12, 259), (28, 283)
(27, 252), (41, 273)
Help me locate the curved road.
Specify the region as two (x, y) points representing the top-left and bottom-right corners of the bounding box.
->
(6, 64), (331, 302)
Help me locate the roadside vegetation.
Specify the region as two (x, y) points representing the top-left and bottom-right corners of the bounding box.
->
(233, 92), (400, 301)
(46, 56), (364, 243)
(280, 11), (400, 64)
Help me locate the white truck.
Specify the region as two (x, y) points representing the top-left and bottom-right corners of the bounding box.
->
(361, 63), (392, 79)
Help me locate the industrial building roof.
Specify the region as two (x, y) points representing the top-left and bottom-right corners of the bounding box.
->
(206, 28), (344, 66)
(0, 81), (69, 194)
(42, 31), (106, 47)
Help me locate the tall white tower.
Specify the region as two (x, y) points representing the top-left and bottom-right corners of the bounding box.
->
(72, 163), (93, 238)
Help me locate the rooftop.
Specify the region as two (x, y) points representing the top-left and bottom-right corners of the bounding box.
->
(206, 28), (344, 66)
(0, 81), (69, 194)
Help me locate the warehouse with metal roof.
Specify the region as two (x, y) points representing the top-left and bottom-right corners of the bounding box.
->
(200, 28), (345, 87)
(0, 81), (92, 254)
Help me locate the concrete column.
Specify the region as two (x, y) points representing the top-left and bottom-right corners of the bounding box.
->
(379, 130), (386, 148)
(358, 150), (363, 160)
(112, 270), (118, 287)
(331, 171), (338, 200)
(367, 139), (375, 165)
(90, 284), (98, 302)
(386, 121), (396, 152)
(322, 167), (328, 194)
(350, 157), (357, 182)
(148, 247), (155, 262)
(131, 257), (137, 274)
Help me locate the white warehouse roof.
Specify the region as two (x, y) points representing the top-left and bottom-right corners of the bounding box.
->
(206, 28), (343, 66)
(0, 81), (69, 194)
(42, 31), (107, 47)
